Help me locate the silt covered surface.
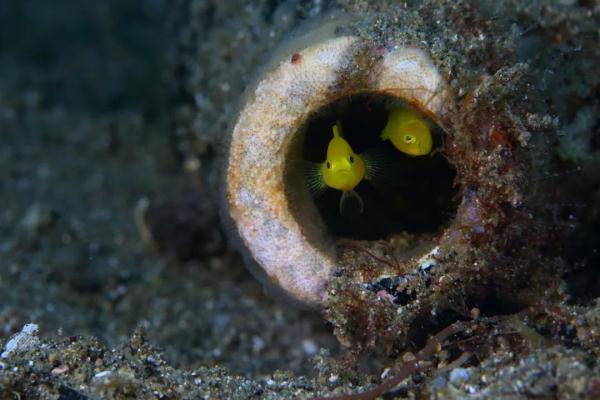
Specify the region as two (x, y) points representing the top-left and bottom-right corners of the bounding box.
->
(1, 0), (600, 399)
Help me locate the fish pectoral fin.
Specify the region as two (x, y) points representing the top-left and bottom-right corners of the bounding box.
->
(303, 161), (327, 198)
(339, 190), (364, 218)
(361, 145), (397, 189)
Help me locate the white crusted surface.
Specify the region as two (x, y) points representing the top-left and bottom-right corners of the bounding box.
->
(378, 47), (450, 120)
(1, 323), (39, 359)
(227, 36), (357, 305)
(418, 245), (441, 272)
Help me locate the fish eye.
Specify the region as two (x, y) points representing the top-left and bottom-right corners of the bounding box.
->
(326, 161), (331, 169)
(404, 134), (416, 144)
(349, 156), (354, 163)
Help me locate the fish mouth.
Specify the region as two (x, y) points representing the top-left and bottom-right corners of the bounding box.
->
(333, 170), (355, 189)
(333, 169), (353, 178)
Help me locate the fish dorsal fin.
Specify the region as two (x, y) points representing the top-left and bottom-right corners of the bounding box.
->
(332, 120), (343, 138)
(327, 123), (354, 160)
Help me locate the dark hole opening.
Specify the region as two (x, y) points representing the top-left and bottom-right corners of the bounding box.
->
(298, 92), (459, 240)
(471, 294), (527, 316)
(402, 309), (467, 352)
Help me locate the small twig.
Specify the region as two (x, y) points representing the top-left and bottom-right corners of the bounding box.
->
(443, 351), (472, 370)
(338, 242), (399, 269)
(311, 321), (467, 400)
(442, 329), (516, 349)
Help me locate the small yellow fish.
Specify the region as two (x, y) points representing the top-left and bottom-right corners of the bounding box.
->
(321, 121), (365, 191)
(380, 108), (432, 156)
(305, 121), (372, 216)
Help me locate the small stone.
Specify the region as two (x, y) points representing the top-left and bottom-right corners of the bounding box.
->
(431, 376), (447, 390)
(48, 353), (58, 367)
(380, 368), (392, 380)
(184, 157), (201, 174)
(450, 368), (471, 386)
(19, 204), (57, 234)
(301, 339), (318, 356)
(1, 323), (39, 359)
(252, 336), (265, 353)
(51, 365), (69, 375)
(94, 370), (113, 380)
(146, 355), (161, 365)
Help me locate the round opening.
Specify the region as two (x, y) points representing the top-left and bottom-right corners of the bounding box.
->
(287, 92), (458, 241)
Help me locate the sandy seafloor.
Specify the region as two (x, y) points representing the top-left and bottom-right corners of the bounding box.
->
(0, 1), (340, 397)
(1, 1), (600, 399)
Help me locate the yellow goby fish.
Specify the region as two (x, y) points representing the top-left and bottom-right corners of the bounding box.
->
(321, 121), (365, 191)
(305, 121), (370, 216)
(380, 108), (432, 156)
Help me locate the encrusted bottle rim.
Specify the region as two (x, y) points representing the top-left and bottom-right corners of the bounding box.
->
(223, 33), (453, 306)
